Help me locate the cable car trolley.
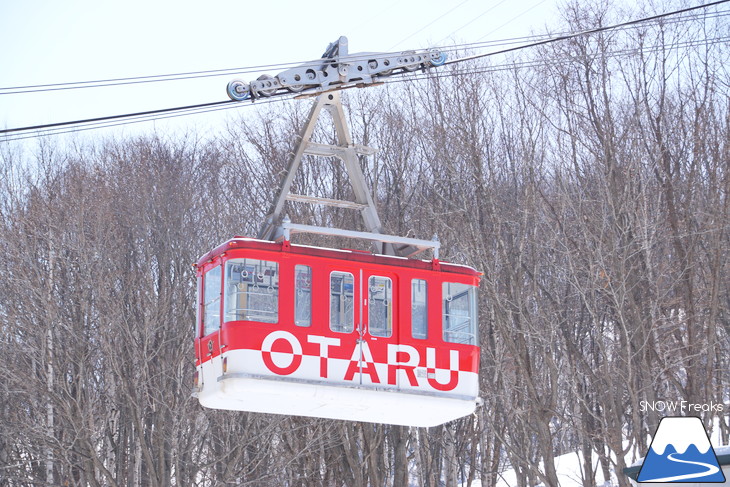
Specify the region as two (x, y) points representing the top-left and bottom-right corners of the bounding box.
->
(193, 38), (481, 427)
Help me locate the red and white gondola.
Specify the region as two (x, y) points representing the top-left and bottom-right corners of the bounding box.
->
(194, 40), (481, 426)
(193, 237), (480, 427)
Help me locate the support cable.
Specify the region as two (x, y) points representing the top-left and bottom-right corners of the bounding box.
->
(0, 0), (726, 138)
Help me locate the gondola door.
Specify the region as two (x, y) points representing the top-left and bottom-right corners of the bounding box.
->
(199, 264), (222, 362)
(328, 266), (396, 389)
(360, 269), (397, 389)
(328, 268), (360, 385)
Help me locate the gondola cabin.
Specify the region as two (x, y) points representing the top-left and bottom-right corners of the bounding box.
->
(193, 237), (481, 427)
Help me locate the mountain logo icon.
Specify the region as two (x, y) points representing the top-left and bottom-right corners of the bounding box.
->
(638, 416), (726, 483)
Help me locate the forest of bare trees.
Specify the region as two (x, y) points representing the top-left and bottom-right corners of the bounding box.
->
(1, 2), (728, 486)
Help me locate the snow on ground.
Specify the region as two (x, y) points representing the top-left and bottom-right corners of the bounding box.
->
(460, 420), (730, 486)
(460, 448), (621, 487)
(461, 445), (730, 487)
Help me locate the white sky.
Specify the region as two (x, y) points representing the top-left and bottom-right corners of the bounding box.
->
(0, 0), (565, 139)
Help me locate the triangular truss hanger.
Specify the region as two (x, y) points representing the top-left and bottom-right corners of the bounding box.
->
(258, 91), (439, 259)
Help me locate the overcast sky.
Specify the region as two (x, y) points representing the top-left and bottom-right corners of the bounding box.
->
(0, 0), (565, 138)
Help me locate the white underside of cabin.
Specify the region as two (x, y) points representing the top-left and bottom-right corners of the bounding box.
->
(196, 350), (480, 428)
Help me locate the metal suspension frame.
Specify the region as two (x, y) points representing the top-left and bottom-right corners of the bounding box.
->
(257, 91), (439, 259)
(226, 36), (447, 101)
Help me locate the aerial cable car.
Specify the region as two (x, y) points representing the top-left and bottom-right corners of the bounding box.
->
(193, 38), (481, 427)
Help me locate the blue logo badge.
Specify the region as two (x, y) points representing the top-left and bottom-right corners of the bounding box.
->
(638, 416), (726, 483)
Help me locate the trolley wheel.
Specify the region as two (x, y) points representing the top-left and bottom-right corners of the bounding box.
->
(255, 74), (278, 97)
(401, 51), (421, 72)
(227, 80), (250, 101)
(371, 59), (393, 77)
(280, 73), (307, 93)
(429, 50), (447, 67)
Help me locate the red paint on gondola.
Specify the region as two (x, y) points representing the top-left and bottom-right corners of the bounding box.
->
(193, 237), (481, 426)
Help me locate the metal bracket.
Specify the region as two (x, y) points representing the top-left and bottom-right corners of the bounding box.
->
(226, 36), (447, 100)
(279, 218), (440, 259)
(258, 91), (429, 257)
